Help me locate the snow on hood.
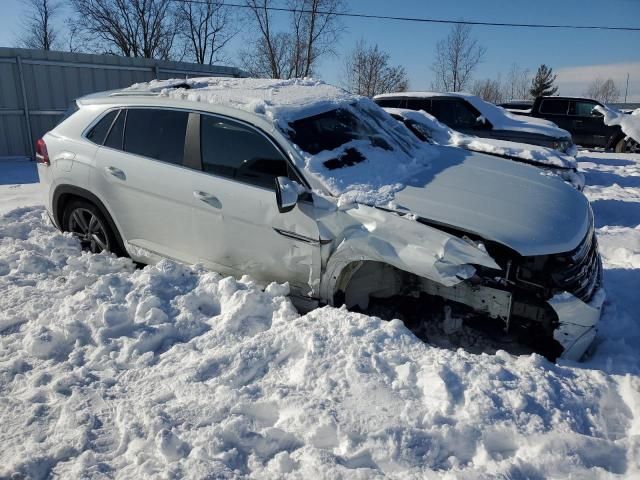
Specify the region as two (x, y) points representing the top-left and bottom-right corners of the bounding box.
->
(376, 91), (571, 139)
(390, 146), (591, 256)
(595, 104), (640, 143)
(386, 108), (577, 170)
(125, 77), (435, 207)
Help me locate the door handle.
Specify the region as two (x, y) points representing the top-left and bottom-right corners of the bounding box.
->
(105, 166), (126, 180)
(193, 191), (222, 208)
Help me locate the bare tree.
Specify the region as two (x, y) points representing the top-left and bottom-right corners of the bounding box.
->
(472, 78), (504, 104)
(504, 63), (532, 100)
(585, 78), (621, 104)
(176, 0), (236, 65)
(342, 40), (408, 97)
(241, 0), (345, 79)
(431, 23), (486, 92)
(69, 0), (177, 59)
(18, 0), (61, 51)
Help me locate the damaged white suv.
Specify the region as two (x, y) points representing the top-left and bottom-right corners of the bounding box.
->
(37, 78), (604, 361)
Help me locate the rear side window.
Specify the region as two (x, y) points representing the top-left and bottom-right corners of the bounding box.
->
(104, 110), (125, 150)
(123, 109), (189, 165)
(86, 110), (118, 145)
(200, 115), (288, 189)
(539, 99), (569, 115)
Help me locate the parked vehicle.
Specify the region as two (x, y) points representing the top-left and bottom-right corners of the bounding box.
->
(384, 107), (585, 191)
(36, 78), (603, 360)
(526, 96), (631, 152)
(374, 92), (576, 155)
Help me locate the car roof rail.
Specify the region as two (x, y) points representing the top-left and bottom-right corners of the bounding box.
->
(108, 81), (192, 97)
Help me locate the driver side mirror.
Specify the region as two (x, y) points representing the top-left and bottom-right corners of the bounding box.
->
(275, 176), (303, 213)
(591, 108), (603, 117)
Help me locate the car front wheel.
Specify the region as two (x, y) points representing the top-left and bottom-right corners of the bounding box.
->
(62, 200), (122, 255)
(615, 136), (640, 154)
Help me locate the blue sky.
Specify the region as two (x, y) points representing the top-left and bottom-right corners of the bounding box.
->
(1, 0), (639, 100)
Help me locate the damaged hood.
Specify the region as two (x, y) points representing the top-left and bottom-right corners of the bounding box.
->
(390, 146), (591, 256)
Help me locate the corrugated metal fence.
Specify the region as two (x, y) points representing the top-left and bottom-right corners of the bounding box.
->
(0, 47), (244, 158)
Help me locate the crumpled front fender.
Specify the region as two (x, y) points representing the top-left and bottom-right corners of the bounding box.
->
(319, 205), (501, 303)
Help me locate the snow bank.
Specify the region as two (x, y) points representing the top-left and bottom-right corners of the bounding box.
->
(595, 105), (640, 143)
(1, 204), (640, 478)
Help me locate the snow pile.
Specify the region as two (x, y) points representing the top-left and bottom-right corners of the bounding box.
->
(123, 77), (435, 207)
(375, 91), (572, 139)
(2, 190), (640, 477)
(595, 105), (640, 143)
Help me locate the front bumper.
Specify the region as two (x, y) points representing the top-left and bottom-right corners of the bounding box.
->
(549, 287), (605, 361)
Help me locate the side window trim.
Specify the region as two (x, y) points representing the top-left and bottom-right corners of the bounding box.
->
(196, 112), (310, 191)
(82, 107), (120, 145)
(105, 109), (124, 149)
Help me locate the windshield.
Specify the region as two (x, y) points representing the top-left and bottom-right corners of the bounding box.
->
(287, 107), (392, 156)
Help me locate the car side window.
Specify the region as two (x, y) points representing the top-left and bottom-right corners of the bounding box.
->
(405, 98), (432, 112)
(375, 98), (404, 108)
(432, 99), (479, 129)
(86, 110), (118, 145)
(570, 101), (598, 117)
(539, 99), (569, 115)
(104, 109), (125, 150)
(200, 115), (289, 189)
(122, 109), (189, 165)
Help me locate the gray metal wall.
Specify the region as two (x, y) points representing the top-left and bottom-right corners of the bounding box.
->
(0, 47), (243, 158)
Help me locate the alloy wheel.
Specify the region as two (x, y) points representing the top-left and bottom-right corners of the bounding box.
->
(68, 208), (110, 253)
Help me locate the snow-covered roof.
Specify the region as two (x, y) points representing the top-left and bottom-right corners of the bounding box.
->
(375, 91), (571, 139)
(122, 77), (355, 122)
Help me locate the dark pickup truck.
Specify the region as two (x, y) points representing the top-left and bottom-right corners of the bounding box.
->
(527, 96), (629, 152)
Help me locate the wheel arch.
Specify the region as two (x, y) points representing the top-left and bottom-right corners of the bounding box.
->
(52, 184), (126, 253)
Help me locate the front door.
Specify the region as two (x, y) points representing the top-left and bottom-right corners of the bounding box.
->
(188, 113), (321, 297)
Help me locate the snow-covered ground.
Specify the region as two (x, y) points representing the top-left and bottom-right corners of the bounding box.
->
(0, 153), (639, 478)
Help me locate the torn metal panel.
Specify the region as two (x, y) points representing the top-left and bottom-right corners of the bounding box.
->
(317, 203), (501, 303)
(550, 288), (606, 361)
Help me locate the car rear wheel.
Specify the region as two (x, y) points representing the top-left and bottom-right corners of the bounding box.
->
(62, 199), (123, 255)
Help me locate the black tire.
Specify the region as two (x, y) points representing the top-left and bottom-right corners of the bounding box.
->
(62, 199), (125, 256)
(614, 136), (640, 154)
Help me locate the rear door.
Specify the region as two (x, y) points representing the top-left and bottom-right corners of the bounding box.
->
(536, 98), (573, 132)
(186, 113), (321, 296)
(91, 107), (198, 263)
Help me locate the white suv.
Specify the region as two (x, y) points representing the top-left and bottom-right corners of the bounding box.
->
(37, 78), (604, 360)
